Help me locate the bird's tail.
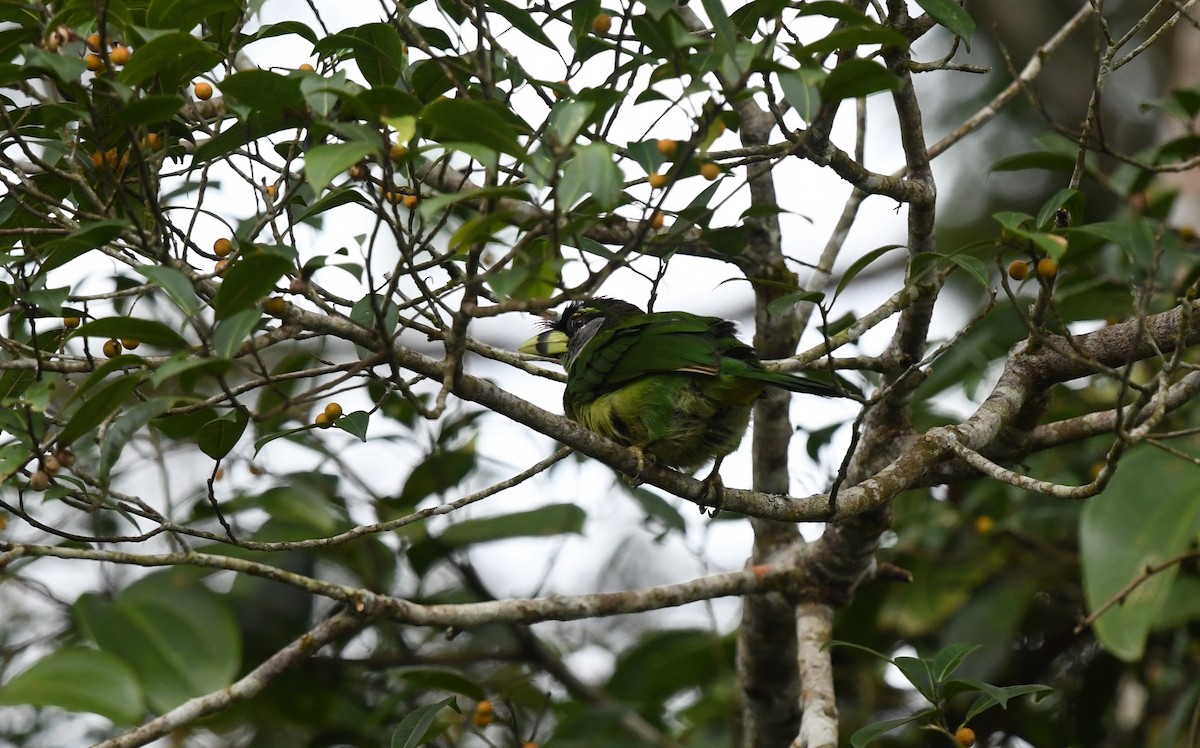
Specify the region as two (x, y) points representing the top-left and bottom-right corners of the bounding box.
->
(749, 368), (857, 398)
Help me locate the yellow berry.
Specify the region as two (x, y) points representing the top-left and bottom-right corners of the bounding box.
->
(955, 726), (976, 747)
(102, 338), (122, 357)
(120, 338), (140, 350)
(472, 700), (494, 728)
(213, 237), (233, 258)
(84, 53), (104, 72)
(1007, 260), (1029, 280)
(144, 132), (162, 150)
(298, 63), (315, 72)
(973, 516), (994, 534)
(1037, 258), (1058, 279)
(1180, 225), (1196, 242)
(315, 412), (333, 428)
(323, 402), (343, 419)
(700, 161), (721, 180)
(384, 190), (403, 204)
(656, 138), (678, 156)
(389, 143), (408, 162)
(214, 259), (231, 276)
(647, 171), (668, 189)
(194, 81), (213, 100)
(29, 470), (50, 491)
(592, 13), (612, 35)
(109, 44), (130, 66)
(650, 211), (664, 230)
(264, 297), (288, 316)
(104, 149), (119, 169)
(90, 151), (105, 169)
(64, 316), (81, 329)
(402, 193), (419, 209)
(264, 184), (278, 202)
(86, 34), (102, 52)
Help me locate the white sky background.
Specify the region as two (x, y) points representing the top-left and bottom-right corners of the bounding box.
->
(1, 0), (1018, 729)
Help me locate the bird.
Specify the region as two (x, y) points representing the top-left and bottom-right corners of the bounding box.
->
(520, 297), (850, 514)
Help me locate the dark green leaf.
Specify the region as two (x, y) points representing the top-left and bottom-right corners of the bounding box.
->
(422, 98), (525, 159)
(912, 0), (975, 49)
(767, 290), (825, 317)
(0, 648), (144, 724)
(112, 95), (185, 129)
(438, 503), (586, 547)
(349, 22), (406, 87)
(76, 317), (188, 350)
(821, 58), (900, 103)
(58, 376), (143, 447)
(100, 397), (175, 481)
(390, 695), (459, 748)
(212, 253), (293, 320)
(212, 308), (262, 360)
(136, 265), (201, 316)
(488, 0), (556, 50)
(990, 151), (1076, 173)
(117, 32), (222, 90)
(36, 219), (129, 273)
(218, 69), (305, 117)
(778, 67), (824, 122)
(850, 710), (936, 747)
(198, 410), (248, 459)
(305, 141), (376, 193)
(399, 450), (477, 503)
(146, 0), (241, 32)
(333, 410), (369, 441)
(833, 244), (904, 301)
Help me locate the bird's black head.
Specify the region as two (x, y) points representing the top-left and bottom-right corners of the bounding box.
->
(551, 297), (644, 338)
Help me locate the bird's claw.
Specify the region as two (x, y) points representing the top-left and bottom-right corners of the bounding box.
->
(699, 468), (725, 517)
(627, 446), (650, 486)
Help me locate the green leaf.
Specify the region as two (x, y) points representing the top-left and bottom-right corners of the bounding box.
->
(778, 67), (824, 122)
(217, 69), (305, 117)
(136, 265), (201, 315)
(111, 94), (185, 129)
(0, 647), (144, 724)
(58, 375), (143, 447)
(850, 709), (937, 747)
(305, 141), (376, 193)
(438, 503), (586, 548)
(116, 31), (222, 90)
(73, 571), (241, 713)
(36, 219), (129, 272)
(912, 0), (975, 49)
(821, 58), (899, 103)
(398, 668), (486, 700)
(767, 290), (825, 318)
(422, 98), (526, 159)
(1081, 447), (1200, 661)
(954, 680), (1053, 722)
(349, 22), (407, 87)
(700, 0), (738, 57)
(100, 397), (175, 481)
(892, 656), (937, 702)
(211, 253), (293, 320)
(334, 410), (369, 441)
(212, 307), (262, 360)
(945, 253), (989, 287)
(833, 244), (904, 301)
(390, 695), (459, 748)
(990, 151), (1076, 173)
(488, 0), (557, 50)
(198, 410), (248, 459)
(399, 449), (477, 503)
(558, 142), (622, 209)
(146, 0), (241, 32)
(416, 185), (531, 220)
(76, 317), (188, 350)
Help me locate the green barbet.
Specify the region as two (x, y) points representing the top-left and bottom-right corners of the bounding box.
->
(520, 298), (849, 511)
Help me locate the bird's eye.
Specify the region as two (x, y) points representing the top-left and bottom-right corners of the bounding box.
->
(567, 314), (586, 333)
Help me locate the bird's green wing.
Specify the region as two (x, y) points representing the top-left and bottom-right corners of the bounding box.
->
(564, 312), (734, 404)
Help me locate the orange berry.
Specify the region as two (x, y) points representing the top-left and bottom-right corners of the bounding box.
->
(194, 81), (213, 100)
(64, 316), (81, 329)
(1007, 260), (1029, 280)
(264, 184), (278, 202)
(215, 467), (225, 480)
(264, 297), (288, 316)
(1036, 258), (1058, 279)
(109, 44), (130, 65)
(144, 132), (162, 150)
(90, 151), (105, 169)
(86, 33), (102, 52)
(315, 412), (332, 428)
(656, 138), (678, 156)
(955, 726), (976, 747)
(647, 171), (668, 189)
(323, 402), (343, 419)
(104, 149), (119, 169)
(84, 53), (103, 72)
(700, 161), (721, 180)
(472, 700), (494, 728)
(298, 63), (315, 72)
(973, 516), (994, 534)
(592, 13), (613, 34)
(214, 259), (231, 276)
(120, 338), (140, 350)
(102, 339), (122, 357)
(384, 190), (403, 204)
(402, 193), (419, 209)
(650, 211), (664, 230)
(389, 143), (408, 162)
(213, 237), (233, 258)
